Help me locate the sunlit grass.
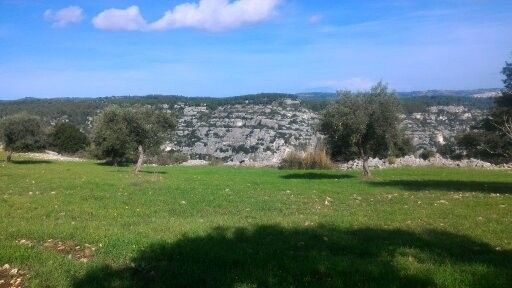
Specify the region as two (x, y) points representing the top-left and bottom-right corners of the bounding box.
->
(0, 152), (511, 287)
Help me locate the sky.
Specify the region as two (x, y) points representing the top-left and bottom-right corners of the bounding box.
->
(1, 0), (512, 99)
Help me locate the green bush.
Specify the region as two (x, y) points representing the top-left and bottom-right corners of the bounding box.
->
(419, 149), (436, 160)
(437, 140), (465, 161)
(49, 122), (89, 154)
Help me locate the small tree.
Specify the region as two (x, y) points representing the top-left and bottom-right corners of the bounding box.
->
(320, 82), (407, 177)
(49, 122), (88, 154)
(91, 106), (177, 172)
(0, 113), (46, 162)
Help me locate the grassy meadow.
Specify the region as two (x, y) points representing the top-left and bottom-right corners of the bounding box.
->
(0, 152), (511, 287)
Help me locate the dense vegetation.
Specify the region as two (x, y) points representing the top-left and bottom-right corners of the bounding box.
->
(0, 154), (510, 287)
(49, 123), (89, 154)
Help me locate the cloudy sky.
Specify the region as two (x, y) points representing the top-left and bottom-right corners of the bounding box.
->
(1, 0), (512, 99)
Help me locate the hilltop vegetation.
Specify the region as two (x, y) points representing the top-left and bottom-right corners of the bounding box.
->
(0, 91), (497, 127)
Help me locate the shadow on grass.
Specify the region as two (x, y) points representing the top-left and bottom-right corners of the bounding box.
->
(370, 180), (512, 194)
(96, 162), (132, 167)
(73, 225), (512, 288)
(10, 160), (52, 165)
(280, 172), (355, 180)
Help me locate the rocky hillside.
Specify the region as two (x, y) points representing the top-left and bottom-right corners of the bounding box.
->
(166, 99), (486, 165)
(167, 99), (321, 165)
(402, 105), (486, 149)
(0, 94), (489, 165)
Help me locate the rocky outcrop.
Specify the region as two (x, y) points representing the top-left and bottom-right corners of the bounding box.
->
(339, 155), (502, 171)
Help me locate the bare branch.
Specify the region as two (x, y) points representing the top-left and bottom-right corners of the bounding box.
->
(493, 115), (512, 141)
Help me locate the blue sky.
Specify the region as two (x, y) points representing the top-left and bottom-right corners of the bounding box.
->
(1, 0), (512, 99)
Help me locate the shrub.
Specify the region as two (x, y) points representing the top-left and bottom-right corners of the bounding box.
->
(387, 156), (397, 165)
(49, 122), (88, 154)
(208, 157), (224, 166)
(303, 149), (333, 170)
(169, 152), (189, 165)
(419, 149), (436, 160)
(148, 152), (189, 166)
(279, 151), (304, 169)
(279, 150), (333, 170)
(437, 140), (464, 161)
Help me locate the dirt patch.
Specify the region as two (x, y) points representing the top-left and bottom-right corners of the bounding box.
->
(17, 239), (95, 263)
(0, 264), (27, 288)
(42, 240), (95, 262)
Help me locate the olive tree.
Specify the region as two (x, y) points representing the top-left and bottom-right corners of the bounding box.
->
(320, 82), (408, 177)
(0, 113), (46, 162)
(91, 106), (176, 173)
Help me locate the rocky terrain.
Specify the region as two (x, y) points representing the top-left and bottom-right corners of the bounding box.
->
(402, 105), (486, 149)
(165, 99), (486, 165)
(339, 155), (511, 171)
(166, 99), (322, 165)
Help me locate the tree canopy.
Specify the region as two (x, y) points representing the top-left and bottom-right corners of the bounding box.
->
(320, 82), (409, 176)
(91, 106), (177, 170)
(0, 113), (46, 161)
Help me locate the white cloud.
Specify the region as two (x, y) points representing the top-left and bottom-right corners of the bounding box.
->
(92, 6), (147, 31)
(44, 6), (84, 28)
(92, 0), (281, 32)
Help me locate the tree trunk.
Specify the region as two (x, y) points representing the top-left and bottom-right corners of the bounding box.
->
(134, 145), (144, 173)
(6, 151), (12, 162)
(362, 156), (371, 178)
(358, 146), (371, 178)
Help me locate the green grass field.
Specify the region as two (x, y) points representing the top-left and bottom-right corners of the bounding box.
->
(0, 153), (511, 287)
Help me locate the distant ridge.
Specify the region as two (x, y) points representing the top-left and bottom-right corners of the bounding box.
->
(297, 88), (501, 101)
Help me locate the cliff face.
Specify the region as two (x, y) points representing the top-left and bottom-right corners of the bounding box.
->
(166, 99), (485, 164)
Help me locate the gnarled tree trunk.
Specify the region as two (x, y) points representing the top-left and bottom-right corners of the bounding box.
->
(359, 146), (371, 178)
(362, 155), (371, 178)
(134, 145), (144, 173)
(6, 151), (13, 162)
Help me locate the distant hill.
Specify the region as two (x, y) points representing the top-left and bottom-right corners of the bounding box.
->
(297, 88), (501, 100)
(396, 88), (501, 98)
